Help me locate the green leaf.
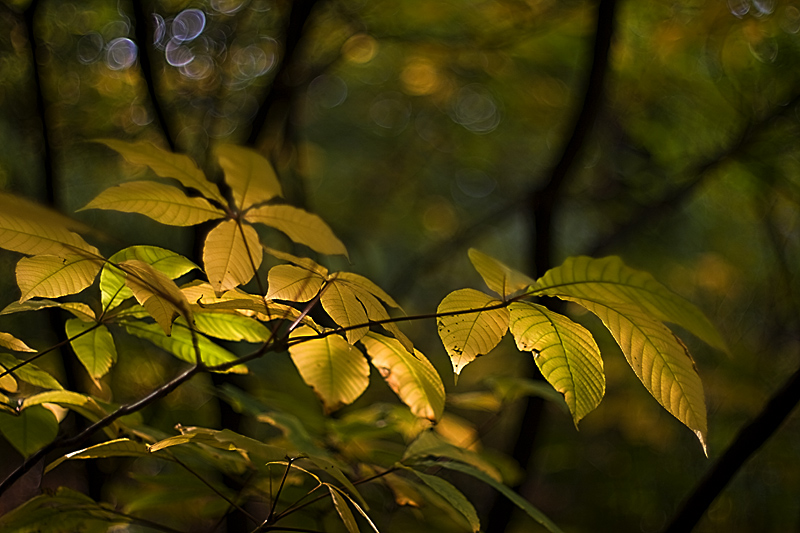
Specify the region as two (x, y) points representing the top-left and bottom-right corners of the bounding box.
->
(190, 312), (271, 342)
(0, 405), (59, 457)
(16, 254), (102, 303)
(148, 427), (286, 463)
(436, 289), (509, 377)
(1, 300), (96, 321)
(95, 138), (226, 204)
(309, 455), (370, 510)
(417, 460), (565, 533)
(361, 333), (445, 422)
(0, 353), (63, 390)
(329, 485), (360, 533)
(0, 487), (126, 532)
(46, 438), (150, 473)
(123, 321), (247, 373)
(101, 246), (197, 311)
(79, 181), (226, 226)
(289, 326), (370, 412)
(0, 332), (36, 353)
(65, 319), (117, 381)
(322, 279), (369, 344)
(508, 302), (604, 425)
(246, 204), (348, 257)
(468, 249), (534, 299)
(215, 144), (283, 210)
(21, 390), (118, 435)
(536, 256), (727, 353)
(402, 466), (480, 533)
(120, 259), (192, 334)
(403, 430), (501, 482)
(266, 264), (325, 302)
(203, 220), (263, 294)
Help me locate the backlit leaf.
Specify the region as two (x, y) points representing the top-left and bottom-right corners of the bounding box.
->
(329, 486), (360, 533)
(403, 430), (501, 481)
(0, 207), (98, 258)
(46, 438), (149, 474)
(289, 326), (370, 412)
(123, 321), (246, 373)
(204, 220), (262, 294)
(0, 332), (35, 353)
(536, 256), (727, 352)
(266, 264), (325, 302)
(0, 353), (63, 390)
(16, 255), (102, 303)
(216, 144), (282, 210)
(322, 279), (369, 344)
(263, 246), (329, 276)
(1, 300), (95, 322)
(403, 466), (480, 533)
(101, 246), (197, 311)
(187, 312), (271, 342)
(80, 181), (225, 226)
(120, 259), (191, 334)
(436, 289), (509, 376)
(21, 390), (117, 435)
(468, 249), (534, 299)
(337, 272), (401, 309)
(95, 138), (226, 204)
(508, 302), (604, 425)
(0, 405), (58, 457)
(308, 455), (369, 510)
(361, 333), (445, 422)
(246, 204), (348, 257)
(65, 319), (117, 381)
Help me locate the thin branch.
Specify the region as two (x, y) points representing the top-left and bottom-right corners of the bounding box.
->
(0, 364), (201, 497)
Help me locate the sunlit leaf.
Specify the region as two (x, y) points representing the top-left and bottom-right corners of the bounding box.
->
(536, 256), (727, 352)
(402, 466), (480, 533)
(0, 206), (99, 258)
(322, 279), (369, 344)
(21, 390), (117, 436)
(337, 272), (401, 309)
(266, 264), (325, 302)
(0, 405), (59, 457)
(0, 353), (63, 390)
(508, 302), (604, 425)
(468, 249), (534, 299)
(0, 374), (16, 393)
(123, 321), (246, 373)
(186, 312), (271, 342)
(95, 138), (226, 204)
(120, 259), (191, 334)
(436, 289), (509, 376)
(263, 246), (329, 276)
(16, 254), (102, 303)
(148, 427), (286, 463)
(46, 438), (150, 473)
(336, 275), (412, 352)
(415, 460), (564, 533)
(403, 430), (501, 481)
(101, 246), (197, 311)
(361, 333), (445, 421)
(0, 332), (35, 353)
(246, 204), (348, 257)
(80, 181), (226, 226)
(308, 455), (369, 510)
(289, 326), (370, 412)
(215, 144), (282, 210)
(65, 319), (117, 381)
(204, 220), (262, 294)
(0, 300), (96, 321)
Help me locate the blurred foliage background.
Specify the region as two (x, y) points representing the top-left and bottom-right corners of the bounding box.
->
(1, 0), (799, 531)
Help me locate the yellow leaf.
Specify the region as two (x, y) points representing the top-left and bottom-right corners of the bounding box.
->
(246, 205), (348, 257)
(188, 312), (271, 342)
(16, 255), (102, 303)
(204, 220), (263, 294)
(120, 260), (191, 335)
(289, 326), (370, 412)
(263, 246), (329, 277)
(215, 144), (282, 210)
(80, 181), (226, 226)
(0, 300), (95, 321)
(361, 332), (445, 421)
(337, 272), (401, 308)
(468, 249), (534, 299)
(436, 289), (509, 376)
(0, 353), (63, 390)
(509, 302), (604, 425)
(95, 139), (226, 204)
(338, 278), (413, 353)
(266, 264), (325, 302)
(321, 279), (369, 344)
(0, 204), (98, 258)
(0, 332), (35, 353)
(45, 439), (149, 473)
(65, 319), (117, 382)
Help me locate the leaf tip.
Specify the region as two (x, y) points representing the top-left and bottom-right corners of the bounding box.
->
(695, 430), (708, 457)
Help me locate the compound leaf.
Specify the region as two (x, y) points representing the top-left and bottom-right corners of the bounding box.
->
(246, 204), (348, 257)
(321, 279), (369, 344)
(16, 255), (102, 303)
(215, 144), (282, 210)
(468, 249), (534, 299)
(0, 353), (63, 390)
(266, 264), (325, 302)
(204, 220), (262, 294)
